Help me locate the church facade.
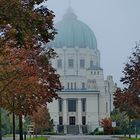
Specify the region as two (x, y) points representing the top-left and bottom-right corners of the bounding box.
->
(47, 7), (116, 134)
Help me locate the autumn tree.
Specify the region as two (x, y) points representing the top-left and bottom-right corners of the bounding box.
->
(0, 0), (56, 48)
(0, 0), (61, 140)
(0, 44), (61, 140)
(0, 47), (61, 114)
(100, 117), (113, 135)
(114, 44), (140, 137)
(30, 106), (53, 135)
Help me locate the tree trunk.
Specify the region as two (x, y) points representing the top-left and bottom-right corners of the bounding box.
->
(19, 115), (23, 140)
(128, 117), (131, 138)
(13, 112), (15, 140)
(0, 108), (2, 140)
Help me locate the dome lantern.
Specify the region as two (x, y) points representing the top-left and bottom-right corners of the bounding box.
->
(63, 7), (77, 20)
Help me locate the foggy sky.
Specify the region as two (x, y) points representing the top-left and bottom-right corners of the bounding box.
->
(44, 0), (140, 87)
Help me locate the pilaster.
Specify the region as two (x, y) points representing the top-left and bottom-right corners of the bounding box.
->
(63, 98), (67, 134)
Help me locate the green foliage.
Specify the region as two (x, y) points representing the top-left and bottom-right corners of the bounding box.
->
(94, 131), (104, 135)
(111, 109), (128, 134)
(1, 110), (25, 135)
(27, 137), (47, 140)
(0, 0), (56, 48)
(23, 116), (31, 133)
(120, 138), (140, 140)
(1, 109), (11, 135)
(44, 132), (57, 135)
(3, 134), (13, 138)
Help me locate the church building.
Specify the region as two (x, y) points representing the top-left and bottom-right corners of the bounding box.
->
(47, 7), (116, 134)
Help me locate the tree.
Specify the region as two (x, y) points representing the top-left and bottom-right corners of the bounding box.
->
(1, 109), (11, 135)
(100, 117), (113, 135)
(114, 44), (140, 138)
(0, 46), (61, 140)
(0, 1), (61, 140)
(120, 45), (140, 115)
(30, 106), (53, 135)
(110, 109), (128, 135)
(0, 0), (56, 48)
(0, 47), (61, 114)
(114, 88), (138, 138)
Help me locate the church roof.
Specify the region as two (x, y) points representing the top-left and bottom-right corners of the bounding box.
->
(48, 7), (97, 50)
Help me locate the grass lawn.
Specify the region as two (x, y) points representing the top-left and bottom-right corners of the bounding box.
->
(4, 135), (47, 140)
(120, 138), (140, 140)
(127, 138), (140, 140)
(3, 134), (14, 137)
(27, 136), (47, 140)
(128, 139), (140, 140)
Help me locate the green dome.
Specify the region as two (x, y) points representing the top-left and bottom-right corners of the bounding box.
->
(48, 8), (97, 49)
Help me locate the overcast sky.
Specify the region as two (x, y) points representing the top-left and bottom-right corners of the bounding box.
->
(44, 0), (140, 87)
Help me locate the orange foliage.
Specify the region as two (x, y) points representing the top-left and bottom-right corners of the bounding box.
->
(114, 46), (140, 119)
(0, 45), (62, 116)
(100, 117), (113, 135)
(0, 1), (58, 140)
(30, 106), (53, 132)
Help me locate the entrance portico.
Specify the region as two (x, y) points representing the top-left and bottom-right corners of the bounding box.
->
(48, 90), (101, 134)
(60, 98), (84, 126)
(58, 97), (86, 134)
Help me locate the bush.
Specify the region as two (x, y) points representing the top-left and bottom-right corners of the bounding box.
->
(94, 131), (104, 135)
(88, 128), (104, 135)
(44, 132), (57, 135)
(88, 131), (94, 135)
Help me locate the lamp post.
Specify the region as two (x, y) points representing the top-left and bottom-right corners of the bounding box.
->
(135, 93), (140, 138)
(135, 125), (137, 138)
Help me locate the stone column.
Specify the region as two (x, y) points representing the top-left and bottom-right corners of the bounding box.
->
(78, 98), (82, 134)
(63, 98), (67, 134)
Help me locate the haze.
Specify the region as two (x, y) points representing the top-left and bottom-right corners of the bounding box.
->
(44, 0), (140, 87)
